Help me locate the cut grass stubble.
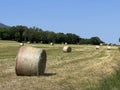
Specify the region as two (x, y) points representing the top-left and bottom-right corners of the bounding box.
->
(0, 40), (120, 90)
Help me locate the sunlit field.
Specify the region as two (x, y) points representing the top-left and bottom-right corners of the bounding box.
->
(0, 40), (120, 90)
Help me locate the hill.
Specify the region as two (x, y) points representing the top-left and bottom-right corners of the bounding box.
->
(0, 23), (9, 28)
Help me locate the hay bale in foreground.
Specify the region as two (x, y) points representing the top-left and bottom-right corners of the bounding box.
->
(63, 46), (72, 52)
(15, 46), (47, 76)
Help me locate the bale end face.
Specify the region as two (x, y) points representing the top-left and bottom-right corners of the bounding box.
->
(50, 43), (54, 46)
(63, 46), (72, 52)
(38, 49), (47, 75)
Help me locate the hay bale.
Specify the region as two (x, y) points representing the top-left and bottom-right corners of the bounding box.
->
(63, 46), (72, 52)
(15, 46), (47, 76)
(27, 41), (30, 44)
(65, 42), (68, 45)
(96, 45), (100, 49)
(50, 42), (54, 45)
(107, 46), (111, 50)
(100, 43), (103, 46)
(20, 43), (24, 46)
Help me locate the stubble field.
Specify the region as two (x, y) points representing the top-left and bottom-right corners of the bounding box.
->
(0, 40), (120, 90)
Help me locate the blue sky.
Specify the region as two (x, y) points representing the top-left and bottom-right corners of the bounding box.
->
(0, 0), (120, 44)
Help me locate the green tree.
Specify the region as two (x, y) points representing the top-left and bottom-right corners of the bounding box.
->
(56, 33), (66, 43)
(65, 33), (79, 44)
(90, 37), (104, 45)
(15, 25), (28, 42)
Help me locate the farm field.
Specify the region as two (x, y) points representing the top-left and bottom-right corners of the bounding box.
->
(0, 40), (120, 90)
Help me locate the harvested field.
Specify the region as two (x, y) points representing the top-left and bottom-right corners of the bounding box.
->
(0, 40), (120, 90)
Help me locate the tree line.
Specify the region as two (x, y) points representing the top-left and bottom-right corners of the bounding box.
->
(0, 25), (104, 45)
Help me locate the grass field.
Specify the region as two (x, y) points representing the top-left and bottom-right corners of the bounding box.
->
(0, 40), (120, 90)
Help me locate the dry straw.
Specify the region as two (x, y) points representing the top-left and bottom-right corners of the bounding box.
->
(63, 46), (72, 52)
(15, 46), (47, 76)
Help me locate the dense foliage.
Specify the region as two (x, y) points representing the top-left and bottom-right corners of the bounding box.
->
(0, 25), (104, 45)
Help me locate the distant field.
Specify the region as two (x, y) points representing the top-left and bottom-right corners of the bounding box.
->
(0, 40), (120, 90)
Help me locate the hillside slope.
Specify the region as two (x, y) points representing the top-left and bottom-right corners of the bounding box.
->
(0, 23), (9, 28)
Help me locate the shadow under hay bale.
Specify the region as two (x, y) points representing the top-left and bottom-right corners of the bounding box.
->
(63, 46), (72, 52)
(15, 46), (47, 76)
(40, 73), (56, 77)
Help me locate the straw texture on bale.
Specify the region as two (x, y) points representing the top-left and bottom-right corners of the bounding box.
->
(15, 46), (47, 76)
(63, 46), (72, 52)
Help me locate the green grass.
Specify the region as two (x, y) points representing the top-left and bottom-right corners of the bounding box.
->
(89, 64), (120, 90)
(0, 40), (120, 90)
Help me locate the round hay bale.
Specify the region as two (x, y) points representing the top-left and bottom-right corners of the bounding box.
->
(20, 43), (24, 46)
(65, 42), (68, 45)
(96, 45), (100, 49)
(15, 46), (47, 76)
(63, 46), (72, 52)
(50, 42), (54, 45)
(107, 46), (111, 50)
(27, 41), (30, 44)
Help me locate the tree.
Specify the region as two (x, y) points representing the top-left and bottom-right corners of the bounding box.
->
(45, 31), (56, 43)
(0, 24), (105, 44)
(0, 28), (11, 40)
(56, 33), (66, 43)
(15, 26), (28, 42)
(79, 38), (91, 44)
(90, 37), (104, 45)
(65, 33), (79, 44)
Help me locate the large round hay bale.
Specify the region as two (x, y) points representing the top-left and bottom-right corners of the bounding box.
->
(63, 46), (72, 52)
(15, 46), (47, 76)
